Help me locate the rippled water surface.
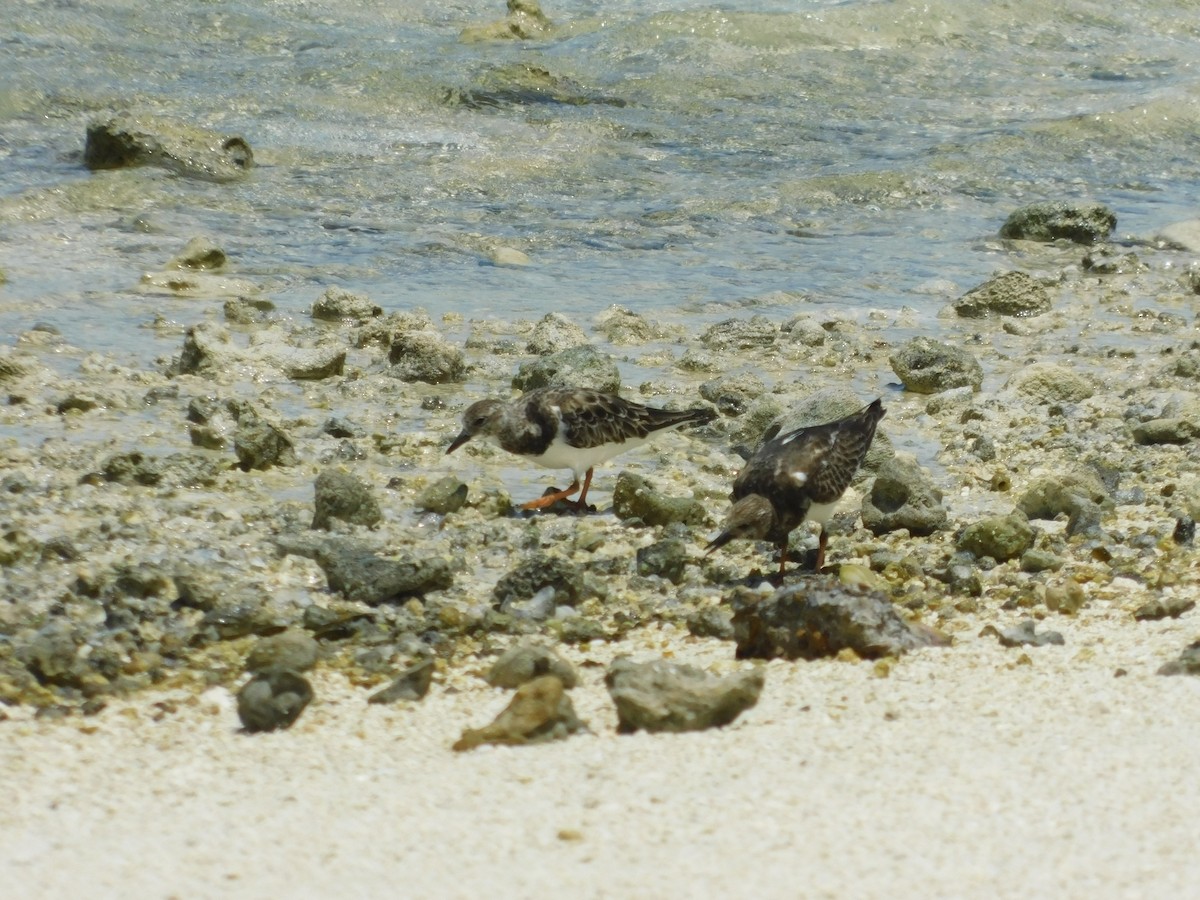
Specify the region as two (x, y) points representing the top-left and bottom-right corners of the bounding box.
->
(3, 0), (1200, 364)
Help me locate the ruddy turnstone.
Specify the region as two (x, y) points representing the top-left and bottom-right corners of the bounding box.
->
(446, 387), (716, 511)
(706, 398), (885, 573)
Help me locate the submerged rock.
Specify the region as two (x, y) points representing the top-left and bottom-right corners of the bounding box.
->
(486, 642), (578, 689)
(604, 656), (764, 734)
(999, 201), (1116, 244)
(953, 272), (1052, 319)
(312, 468), (382, 530)
(452, 675), (585, 751)
(369, 658), (435, 703)
(731, 579), (947, 660)
(890, 337), (983, 394)
(85, 112), (253, 182)
(237, 669), (314, 733)
(861, 454), (947, 536)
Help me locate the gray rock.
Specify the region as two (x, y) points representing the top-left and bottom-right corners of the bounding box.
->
(699, 316), (777, 352)
(453, 676), (585, 751)
(731, 579), (949, 660)
(699, 372), (765, 417)
(999, 201), (1116, 244)
(861, 454), (947, 536)
(168, 236), (226, 270)
(1132, 418), (1200, 445)
(511, 344), (621, 393)
(245, 630), (320, 674)
(526, 312), (589, 355)
(85, 112), (253, 182)
(953, 272), (1052, 318)
(493, 553), (584, 610)
(611, 472), (706, 527)
(1082, 246), (1142, 275)
(1020, 550), (1066, 573)
(1157, 220), (1200, 253)
(594, 305), (653, 344)
(311, 287), (382, 323)
(277, 535), (454, 605)
(312, 468), (382, 530)
(1016, 471), (1109, 520)
(604, 656), (764, 734)
(223, 296), (274, 326)
(781, 314), (827, 346)
(979, 620), (1065, 648)
(1006, 362), (1094, 403)
(889, 337), (983, 394)
(237, 669), (313, 733)
(99, 450), (228, 487)
(1158, 640), (1200, 676)
(486, 642), (578, 689)
(368, 658), (435, 703)
(1134, 596), (1196, 622)
(417, 476), (469, 515)
(234, 408), (297, 471)
(957, 513), (1034, 562)
(635, 537), (690, 584)
(388, 330), (467, 384)
(686, 606), (735, 641)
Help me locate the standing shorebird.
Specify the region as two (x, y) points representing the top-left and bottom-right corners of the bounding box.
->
(446, 387), (716, 511)
(706, 398), (885, 574)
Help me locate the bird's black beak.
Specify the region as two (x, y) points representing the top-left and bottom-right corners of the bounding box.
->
(704, 531), (733, 555)
(446, 431), (471, 454)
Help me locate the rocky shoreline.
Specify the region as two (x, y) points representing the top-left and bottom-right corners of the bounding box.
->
(3, 203), (1200, 738)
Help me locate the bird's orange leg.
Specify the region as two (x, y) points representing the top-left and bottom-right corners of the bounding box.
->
(572, 468), (595, 511)
(520, 479), (581, 510)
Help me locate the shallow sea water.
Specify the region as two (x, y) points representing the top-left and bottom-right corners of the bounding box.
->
(2, 0), (1199, 371)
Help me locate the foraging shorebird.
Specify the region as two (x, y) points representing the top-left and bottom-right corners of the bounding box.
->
(446, 387), (716, 511)
(706, 398), (885, 573)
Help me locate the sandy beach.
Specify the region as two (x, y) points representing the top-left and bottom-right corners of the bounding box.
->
(4, 611), (1200, 899)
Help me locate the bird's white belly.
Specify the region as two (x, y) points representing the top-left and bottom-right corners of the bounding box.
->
(532, 436), (650, 477)
(807, 500), (839, 526)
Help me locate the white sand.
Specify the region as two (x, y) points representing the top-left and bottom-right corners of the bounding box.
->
(3, 610), (1199, 900)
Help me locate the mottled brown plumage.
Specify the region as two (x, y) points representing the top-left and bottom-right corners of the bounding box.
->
(447, 388), (716, 510)
(707, 398), (885, 572)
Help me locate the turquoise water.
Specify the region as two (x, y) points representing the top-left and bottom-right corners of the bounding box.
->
(2, 0), (1199, 363)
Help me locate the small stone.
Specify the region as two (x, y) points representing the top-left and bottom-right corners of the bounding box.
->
(368, 658), (435, 704)
(1006, 362), (1094, 404)
(486, 642), (578, 689)
(1157, 640), (1200, 676)
(861, 454), (948, 536)
(1173, 516), (1196, 545)
(234, 408), (298, 471)
(417, 476), (469, 515)
(1133, 597), (1196, 621)
(388, 331), (467, 384)
(611, 472), (706, 527)
(511, 345), (621, 394)
(686, 606), (735, 641)
(453, 675), (585, 751)
(526, 312), (588, 355)
(311, 287), (382, 323)
(953, 271), (1052, 318)
(245, 630), (319, 674)
(979, 620), (1065, 648)
(493, 553), (584, 610)
(731, 578), (949, 660)
(635, 537), (690, 584)
(889, 337), (983, 394)
(312, 468), (382, 529)
(957, 513), (1034, 562)
(237, 669), (314, 733)
(604, 656), (764, 734)
(1044, 579), (1087, 615)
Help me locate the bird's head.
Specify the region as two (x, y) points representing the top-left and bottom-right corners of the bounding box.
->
(446, 398), (503, 454)
(705, 494), (777, 554)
